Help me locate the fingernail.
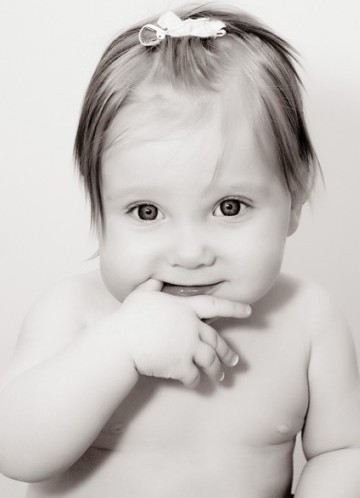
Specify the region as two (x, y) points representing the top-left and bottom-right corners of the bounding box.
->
(244, 305), (252, 316)
(219, 372), (225, 382)
(230, 354), (239, 367)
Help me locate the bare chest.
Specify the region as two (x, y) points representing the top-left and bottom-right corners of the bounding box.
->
(27, 314), (307, 498)
(93, 316), (309, 452)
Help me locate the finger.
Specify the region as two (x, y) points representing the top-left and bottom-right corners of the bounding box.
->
(199, 323), (218, 348)
(185, 295), (251, 320)
(180, 364), (201, 389)
(193, 343), (224, 382)
(214, 335), (239, 367)
(135, 278), (163, 292)
(199, 323), (239, 368)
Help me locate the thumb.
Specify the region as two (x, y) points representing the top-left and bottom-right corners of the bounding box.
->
(135, 278), (163, 292)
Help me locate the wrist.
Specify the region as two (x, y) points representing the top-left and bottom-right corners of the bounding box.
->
(85, 314), (140, 383)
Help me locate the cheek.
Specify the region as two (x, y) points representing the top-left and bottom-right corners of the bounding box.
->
(98, 229), (162, 301)
(100, 233), (148, 301)
(226, 219), (289, 302)
(232, 242), (284, 292)
(248, 243), (285, 296)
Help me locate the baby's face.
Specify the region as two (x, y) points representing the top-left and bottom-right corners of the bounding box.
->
(99, 90), (296, 305)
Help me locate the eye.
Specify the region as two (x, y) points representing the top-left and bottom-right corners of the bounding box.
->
(213, 198), (248, 217)
(129, 203), (162, 221)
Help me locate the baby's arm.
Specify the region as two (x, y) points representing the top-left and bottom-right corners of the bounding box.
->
(0, 277), (248, 483)
(0, 279), (138, 482)
(295, 288), (360, 497)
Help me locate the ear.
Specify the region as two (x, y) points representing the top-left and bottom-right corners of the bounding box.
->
(287, 199), (303, 236)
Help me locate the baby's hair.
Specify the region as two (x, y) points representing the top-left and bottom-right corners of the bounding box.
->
(74, 2), (320, 226)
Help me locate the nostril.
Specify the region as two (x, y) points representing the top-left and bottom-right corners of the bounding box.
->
(168, 245), (215, 269)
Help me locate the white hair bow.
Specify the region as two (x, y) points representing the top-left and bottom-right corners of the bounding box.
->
(139, 11), (226, 46)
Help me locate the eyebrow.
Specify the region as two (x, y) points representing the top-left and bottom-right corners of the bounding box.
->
(105, 182), (270, 202)
(105, 187), (167, 202)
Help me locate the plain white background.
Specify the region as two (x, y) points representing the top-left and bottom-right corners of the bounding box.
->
(0, 0), (359, 496)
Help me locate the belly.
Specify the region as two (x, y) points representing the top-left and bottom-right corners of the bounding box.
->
(26, 374), (300, 498)
(26, 444), (294, 498)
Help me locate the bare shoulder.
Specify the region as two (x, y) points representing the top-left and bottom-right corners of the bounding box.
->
(2, 270), (118, 383)
(26, 269), (118, 325)
(272, 273), (348, 338)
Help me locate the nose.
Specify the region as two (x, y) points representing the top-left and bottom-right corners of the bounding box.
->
(167, 224), (216, 269)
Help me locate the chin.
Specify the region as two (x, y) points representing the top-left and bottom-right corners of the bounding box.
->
(220, 277), (280, 305)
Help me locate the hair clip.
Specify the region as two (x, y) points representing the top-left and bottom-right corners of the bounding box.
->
(139, 24), (166, 46)
(139, 11), (226, 47)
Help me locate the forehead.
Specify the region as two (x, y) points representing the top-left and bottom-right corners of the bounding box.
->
(102, 80), (279, 194)
(104, 63), (261, 146)
(104, 83), (219, 150)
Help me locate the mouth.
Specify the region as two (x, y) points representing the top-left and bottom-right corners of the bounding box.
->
(162, 282), (221, 297)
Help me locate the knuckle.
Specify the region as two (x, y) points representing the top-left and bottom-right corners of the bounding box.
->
(206, 327), (218, 348)
(210, 296), (221, 313)
(224, 300), (235, 314)
(211, 296), (233, 316)
(200, 324), (218, 348)
(186, 295), (202, 311)
(195, 343), (218, 368)
(216, 338), (227, 356)
(184, 367), (200, 387)
(205, 348), (217, 367)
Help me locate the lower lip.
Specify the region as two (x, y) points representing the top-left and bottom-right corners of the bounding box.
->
(162, 283), (219, 297)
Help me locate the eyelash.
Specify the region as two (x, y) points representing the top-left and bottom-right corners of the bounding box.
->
(127, 203), (164, 222)
(127, 197), (251, 222)
(213, 197), (251, 217)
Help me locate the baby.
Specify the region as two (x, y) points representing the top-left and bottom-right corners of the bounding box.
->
(1, 4), (360, 498)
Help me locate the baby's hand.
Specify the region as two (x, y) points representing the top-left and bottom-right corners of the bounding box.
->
(115, 278), (251, 388)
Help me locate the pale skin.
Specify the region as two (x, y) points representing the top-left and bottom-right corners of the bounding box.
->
(1, 86), (360, 498)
